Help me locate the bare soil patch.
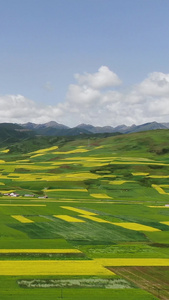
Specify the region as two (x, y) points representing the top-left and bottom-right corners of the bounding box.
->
(108, 266), (169, 300)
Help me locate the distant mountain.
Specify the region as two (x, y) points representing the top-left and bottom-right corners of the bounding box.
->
(20, 121), (169, 136)
(113, 124), (128, 132)
(74, 122), (168, 134)
(0, 123), (35, 145)
(21, 122), (91, 136)
(76, 124), (116, 133)
(162, 122), (169, 129)
(124, 121), (167, 133)
(22, 121), (69, 130)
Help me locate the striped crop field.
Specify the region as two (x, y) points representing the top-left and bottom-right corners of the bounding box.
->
(11, 215), (34, 223)
(79, 215), (110, 223)
(61, 206), (98, 215)
(110, 222), (161, 232)
(53, 148), (89, 154)
(132, 172), (149, 176)
(44, 188), (88, 192)
(0, 249), (82, 254)
(30, 146), (59, 154)
(53, 215), (85, 222)
(160, 221), (169, 226)
(78, 216), (160, 232)
(151, 184), (166, 195)
(148, 205), (169, 208)
(95, 258), (169, 267)
(1, 258), (169, 276)
(0, 260), (113, 276)
(109, 180), (127, 185)
(0, 149), (9, 153)
(30, 154), (44, 158)
(90, 193), (112, 199)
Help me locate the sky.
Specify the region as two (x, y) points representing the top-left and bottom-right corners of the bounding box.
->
(1, 0), (169, 127)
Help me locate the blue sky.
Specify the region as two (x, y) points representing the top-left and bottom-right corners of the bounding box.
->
(0, 0), (169, 126)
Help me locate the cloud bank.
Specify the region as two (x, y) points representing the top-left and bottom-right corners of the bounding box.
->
(1, 66), (169, 126)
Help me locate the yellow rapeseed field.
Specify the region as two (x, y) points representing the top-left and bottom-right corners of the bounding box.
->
(79, 215), (110, 223)
(149, 175), (169, 178)
(152, 184), (166, 194)
(132, 172), (149, 176)
(30, 146), (59, 154)
(0, 249), (82, 254)
(78, 216), (159, 232)
(160, 221), (169, 226)
(30, 154), (44, 158)
(94, 146), (104, 149)
(65, 172), (100, 180)
(53, 148), (89, 154)
(102, 175), (116, 178)
(61, 206), (98, 215)
(52, 161), (78, 166)
(95, 258), (169, 267)
(45, 188), (88, 192)
(109, 161), (166, 166)
(15, 159), (30, 162)
(90, 193), (112, 199)
(109, 180), (127, 185)
(148, 206), (169, 208)
(6, 171), (100, 182)
(0, 149), (9, 153)
(53, 215), (85, 222)
(1, 258), (169, 275)
(11, 215), (34, 223)
(0, 160), (5, 163)
(0, 190), (15, 193)
(0, 260), (113, 275)
(111, 222), (160, 232)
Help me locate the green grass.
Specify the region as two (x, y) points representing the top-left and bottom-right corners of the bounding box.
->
(0, 238), (71, 249)
(78, 244), (169, 258)
(0, 276), (158, 300)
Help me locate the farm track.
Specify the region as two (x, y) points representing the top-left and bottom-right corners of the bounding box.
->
(109, 266), (169, 300)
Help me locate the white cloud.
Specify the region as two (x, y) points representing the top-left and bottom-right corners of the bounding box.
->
(136, 72), (169, 96)
(0, 95), (62, 124)
(66, 84), (101, 105)
(74, 66), (122, 89)
(0, 67), (169, 127)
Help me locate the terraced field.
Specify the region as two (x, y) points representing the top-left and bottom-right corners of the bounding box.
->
(1, 130), (169, 299)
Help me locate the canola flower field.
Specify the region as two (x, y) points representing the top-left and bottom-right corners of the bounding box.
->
(1, 132), (169, 299)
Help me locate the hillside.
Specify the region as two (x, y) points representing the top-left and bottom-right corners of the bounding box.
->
(0, 123), (35, 146)
(7, 128), (169, 158)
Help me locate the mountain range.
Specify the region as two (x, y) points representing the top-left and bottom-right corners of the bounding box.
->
(21, 121), (169, 136)
(0, 121), (168, 147)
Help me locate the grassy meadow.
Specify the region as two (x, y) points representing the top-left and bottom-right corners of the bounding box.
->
(1, 130), (169, 299)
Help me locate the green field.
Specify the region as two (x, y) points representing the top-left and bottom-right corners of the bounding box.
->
(1, 130), (169, 299)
